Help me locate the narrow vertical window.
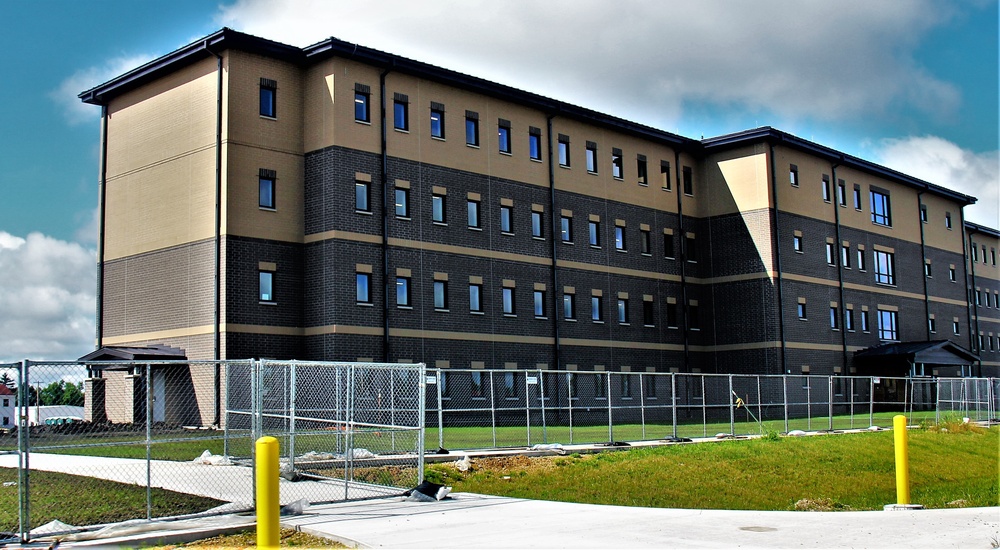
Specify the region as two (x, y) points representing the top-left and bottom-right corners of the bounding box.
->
(664, 232), (675, 259)
(467, 198), (481, 229)
(666, 302), (679, 328)
(432, 194), (446, 224)
(870, 188), (892, 226)
(837, 180), (846, 206)
(356, 272), (371, 304)
(502, 287), (515, 315)
(433, 280), (448, 311)
(846, 307), (855, 331)
(826, 242), (836, 265)
(861, 310), (870, 332)
(640, 229), (651, 255)
(465, 111), (480, 146)
(500, 204), (513, 234)
(945, 212), (953, 229)
(430, 102), (445, 138)
(393, 93), (409, 131)
(830, 306), (840, 330)
(612, 148), (623, 179)
(841, 244), (851, 268)
(560, 215), (573, 243)
(591, 295), (603, 322)
(558, 134), (570, 167)
(528, 126), (542, 161)
(661, 160), (672, 190)
(563, 292), (576, 320)
(259, 270), (274, 302)
(498, 119), (512, 154)
(789, 164), (799, 187)
(822, 175), (831, 202)
(797, 302), (807, 320)
(614, 226), (626, 251)
(642, 300), (654, 326)
(793, 234), (803, 252)
(531, 210), (544, 238)
(469, 283), (483, 313)
(637, 154), (648, 185)
(685, 234), (697, 263)
(588, 220), (601, 247)
(682, 166), (693, 195)
(688, 303), (700, 330)
(857, 247), (866, 271)
(258, 168), (276, 209)
(395, 187), (410, 218)
(919, 204), (928, 223)
(617, 298), (629, 324)
(534, 290), (546, 318)
(354, 83), (371, 122)
(853, 184), (862, 210)
(586, 141), (598, 173)
(259, 78), (276, 118)
(396, 276), (411, 307)
(355, 180), (370, 212)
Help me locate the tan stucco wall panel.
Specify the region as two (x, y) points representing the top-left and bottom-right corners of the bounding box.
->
(223, 144), (304, 241)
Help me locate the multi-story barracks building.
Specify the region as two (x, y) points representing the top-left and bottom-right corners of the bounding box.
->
(79, 28), (997, 384)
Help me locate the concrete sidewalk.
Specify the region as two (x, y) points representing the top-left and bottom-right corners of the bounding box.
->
(281, 493), (999, 549)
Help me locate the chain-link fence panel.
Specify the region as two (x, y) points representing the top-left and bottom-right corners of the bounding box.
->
(237, 361), (425, 506)
(936, 377), (994, 422)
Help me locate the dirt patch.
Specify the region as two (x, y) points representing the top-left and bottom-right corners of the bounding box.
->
(793, 498), (852, 511)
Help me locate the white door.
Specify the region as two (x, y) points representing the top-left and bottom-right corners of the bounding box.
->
(153, 369), (166, 423)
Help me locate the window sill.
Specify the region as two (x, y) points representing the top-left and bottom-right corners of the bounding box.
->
(259, 206), (276, 212)
(619, 323), (630, 326)
(641, 253), (652, 257)
(357, 302), (374, 307)
(559, 164), (571, 169)
(397, 305), (413, 310)
(616, 249), (627, 253)
(643, 324), (655, 328)
(561, 241), (574, 245)
(501, 231), (514, 236)
(355, 210), (373, 216)
(396, 216), (412, 221)
(434, 309), (450, 313)
(587, 171), (598, 176)
(260, 115), (277, 121)
(433, 221), (448, 227)
(532, 236), (546, 241)
(470, 311), (485, 315)
(530, 157), (543, 163)
(259, 301), (277, 306)
(665, 256), (676, 260)
(639, 182), (648, 187)
(535, 316), (548, 320)
(355, 120), (372, 126)
(503, 314), (517, 318)
(468, 226), (483, 231)
(662, 187), (672, 192)
(499, 151), (512, 156)
(431, 136), (446, 142)
(563, 318), (577, 322)
(613, 177), (624, 182)
(394, 128), (410, 134)
(684, 193), (694, 197)
(466, 144), (480, 149)
(592, 320), (604, 324)
(590, 245), (601, 250)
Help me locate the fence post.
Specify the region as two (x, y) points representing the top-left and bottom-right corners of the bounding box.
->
(828, 376), (834, 432)
(671, 373), (677, 439)
(435, 368), (444, 450)
(18, 361), (29, 544)
(417, 363), (426, 484)
(540, 370), (548, 444)
(567, 372), (574, 445)
(489, 371), (497, 448)
(145, 363), (153, 520)
(756, 376), (763, 433)
(869, 377), (875, 427)
(223, 362), (230, 458)
(782, 375), (788, 433)
(606, 373), (613, 443)
(525, 371), (532, 446)
(289, 362), (297, 470)
(639, 373), (646, 440)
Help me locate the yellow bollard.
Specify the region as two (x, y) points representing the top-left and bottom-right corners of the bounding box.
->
(256, 436), (280, 549)
(892, 415), (910, 505)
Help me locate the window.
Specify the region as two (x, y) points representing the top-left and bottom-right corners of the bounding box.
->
(853, 184), (862, 210)
(661, 161), (672, 190)
(928, 316), (936, 333)
(682, 166), (693, 195)
(972, 243), (979, 262)
(393, 94), (409, 131)
(826, 242), (836, 265)
(953, 320), (960, 335)
(531, 211), (544, 238)
(439, 371), (449, 398)
(841, 244), (851, 268)
(558, 135), (570, 167)
(529, 127), (542, 161)
(355, 180), (370, 212)
(471, 371), (483, 398)
(924, 261), (932, 278)
(563, 292), (576, 320)
(430, 103), (445, 138)
(617, 298), (629, 324)
(861, 310), (870, 332)
(992, 248), (997, 266)
(645, 374), (657, 398)
(822, 176), (831, 202)
(919, 204), (928, 223)
(500, 205), (513, 234)
(434, 280), (448, 311)
(666, 302), (679, 328)
(498, 119), (511, 154)
(830, 306), (840, 330)
(837, 180), (847, 206)
(259, 78), (276, 118)
(688, 303), (701, 330)
(534, 290), (546, 318)
(798, 302), (807, 320)
(560, 215), (573, 243)
(664, 233), (676, 259)
(591, 295), (603, 322)
(432, 194), (446, 224)
(595, 373), (606, 399)
(846, 307), (855, 331)
(503, 371), (517, 398)
(685, 234), (697, 263)
(789, 164), (799, 187)
(395, 188), (410, 218)
(640, 229), (651, 255)
(857, 248), (866, 271)
(612, 148), (623, 179)
(465, 111), (479, 146)
(567, 372), (578, 399)
(643, 300), (654, 326)
(615, 226), (626, 251)
(588, 220), (600, 247)
(356, 273), (371, 304)
(793, 234), (803, 253)
(621, 374), (632, 399)
(983, 245), (988, 264)
(870, 189), (892, 226)
(258, 169), (276, 209)
(396, 277), (411, 307)
(877, 309), (898, 341)
(354, 84), (370, 122)
(467, 199), (481, 229)
(469, 283), (483, 313)
(949, 265), (956, 281)
(259, 270), (274, 302)
(945, 212), (953, 229)
(502, 287), (515, 315)
(874, 250), (895, 285)
(637, 155), (648, 185)
(586, 142), (598, 173)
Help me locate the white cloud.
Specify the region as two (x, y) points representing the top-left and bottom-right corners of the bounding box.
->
(216, 0), (961, 128)
(0, 232), (96, 363)
(51, 54), (155, 125)
(871, 136), (999, 228)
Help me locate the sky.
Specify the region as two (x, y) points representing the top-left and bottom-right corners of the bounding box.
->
(0, 0), (997, 363)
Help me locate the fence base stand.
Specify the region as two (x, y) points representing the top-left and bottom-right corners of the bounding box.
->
(883, 504), (924, 511)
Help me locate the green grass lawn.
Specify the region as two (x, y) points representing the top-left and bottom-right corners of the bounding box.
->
(428, 424), (999, 511)
(0, 468), (224, 532)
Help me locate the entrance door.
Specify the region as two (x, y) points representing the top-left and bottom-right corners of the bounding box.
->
(152, 369), (166, 423)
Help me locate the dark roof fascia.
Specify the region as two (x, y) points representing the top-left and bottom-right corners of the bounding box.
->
(305, 37), (698, 150)
(702, 127), (978, 206)
(964, 221), (1000, 238)
(854, 339), (979, 363)
(79, 28), (304, 106)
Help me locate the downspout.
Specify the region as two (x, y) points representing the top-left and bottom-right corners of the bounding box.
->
(206, 43), (223, 426)
(917, 191), (931, 340)
(380, 65), (392, 361)
(96, 105), (109, 350)
(768, 143), (786, 375)
(546, 113), (561, 409)
(675, 150), (689, 369)
(831, 163), (847, 375)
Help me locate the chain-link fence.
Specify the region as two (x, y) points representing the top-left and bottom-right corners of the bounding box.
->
(0, 359), (425, 545)
(425, 370), (999, 450)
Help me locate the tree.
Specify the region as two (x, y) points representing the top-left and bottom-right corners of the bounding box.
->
(38, 381), (85, 407)
(0, 371), (14, 389)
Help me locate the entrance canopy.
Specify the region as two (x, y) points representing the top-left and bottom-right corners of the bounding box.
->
(854, 340), (978, 377)
(79, 345), (187, 373)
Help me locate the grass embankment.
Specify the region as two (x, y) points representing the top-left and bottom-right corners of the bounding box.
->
(0, 468), (223, 532)
(428, 424), (1000, 511)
